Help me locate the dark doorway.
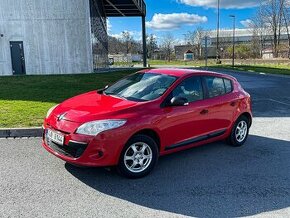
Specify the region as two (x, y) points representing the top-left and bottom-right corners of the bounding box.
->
(10, 41), (26, 75)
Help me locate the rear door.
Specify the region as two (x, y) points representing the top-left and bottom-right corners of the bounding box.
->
(201, 76), (236, 133)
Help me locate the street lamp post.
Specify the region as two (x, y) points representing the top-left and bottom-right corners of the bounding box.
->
(216, 0), (220, 64)
(229, 15), (236, 67)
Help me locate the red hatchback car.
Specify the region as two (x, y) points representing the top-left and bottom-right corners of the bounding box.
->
(42, 69), (252, 178)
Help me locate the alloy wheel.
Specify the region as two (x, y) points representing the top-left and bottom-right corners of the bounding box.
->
(124, 142), (153, 173)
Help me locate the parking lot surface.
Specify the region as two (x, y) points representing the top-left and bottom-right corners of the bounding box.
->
(1, 70), (290, 218)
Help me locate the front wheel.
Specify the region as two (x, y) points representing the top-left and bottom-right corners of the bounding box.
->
(227, 116), (249, 147)
(117, 134), (159, 179)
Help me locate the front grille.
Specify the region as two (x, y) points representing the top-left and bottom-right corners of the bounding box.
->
(44, 130), (88, 158)
(47, 140), (88, 158)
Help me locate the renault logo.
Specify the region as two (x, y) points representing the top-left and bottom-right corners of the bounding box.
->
(58, 113), (67, 121)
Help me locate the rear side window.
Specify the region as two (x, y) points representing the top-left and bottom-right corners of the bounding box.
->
(204, 77), (233, 98)
(224, 79), (233, 93)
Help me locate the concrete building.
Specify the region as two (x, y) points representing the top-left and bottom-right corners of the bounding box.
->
(0, 0), (146, 76)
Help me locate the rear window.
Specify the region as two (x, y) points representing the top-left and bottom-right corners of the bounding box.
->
(204, 77), (233, 98)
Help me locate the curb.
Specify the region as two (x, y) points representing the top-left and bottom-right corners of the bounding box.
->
(0, 127), (43, 138)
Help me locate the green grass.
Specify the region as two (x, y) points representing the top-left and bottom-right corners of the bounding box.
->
(210, 64), (290, 75)
(0, 70), (138, 128)
(149, 59), (213, 66)
(149, 59), (290, 75)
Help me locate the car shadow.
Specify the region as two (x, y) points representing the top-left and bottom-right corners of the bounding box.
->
(65, 135), (290, 217)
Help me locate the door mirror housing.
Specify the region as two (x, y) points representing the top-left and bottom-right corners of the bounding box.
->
(170, 97), (189, 106)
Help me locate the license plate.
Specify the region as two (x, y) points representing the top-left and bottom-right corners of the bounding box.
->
(47, 129), (64, 145)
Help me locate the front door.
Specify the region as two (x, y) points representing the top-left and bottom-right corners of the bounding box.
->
(10, 41), (26, 75)
(160, 76), (209, 150)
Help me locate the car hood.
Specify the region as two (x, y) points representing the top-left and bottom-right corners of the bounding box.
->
(51, 91), (141, 123)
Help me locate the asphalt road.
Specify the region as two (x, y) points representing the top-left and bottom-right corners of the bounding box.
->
(1, 70), (290, 218)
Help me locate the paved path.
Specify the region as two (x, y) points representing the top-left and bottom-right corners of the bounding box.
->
(1, 70), (290, 218)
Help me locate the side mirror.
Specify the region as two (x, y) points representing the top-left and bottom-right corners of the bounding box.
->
(170, 97), (189, 107)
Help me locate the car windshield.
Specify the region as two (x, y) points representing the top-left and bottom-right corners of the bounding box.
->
(104, 73), (177, 102)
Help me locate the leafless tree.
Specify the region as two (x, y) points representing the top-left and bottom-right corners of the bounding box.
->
(184, 27), (205, 59)
(108, 36), (123, 54)
(259, 0), (287, 57)
(121, 31), (134, 54)
(160, 33), (175, 61)
(147, 34), (158, 59)
(251, 29), (262, 58)
(282, 5), (290, 58)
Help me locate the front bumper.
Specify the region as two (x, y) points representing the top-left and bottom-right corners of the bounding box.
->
(42, 122), (128, 167)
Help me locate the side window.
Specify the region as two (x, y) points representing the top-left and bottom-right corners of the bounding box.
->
(205, 77), (226, 98)
(172, 77), (203, 103)
(224, 79), (233, 93)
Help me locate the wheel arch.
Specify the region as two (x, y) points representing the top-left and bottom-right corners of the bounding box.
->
(130, 128), (161, 152)
(239, 112), (252, 127)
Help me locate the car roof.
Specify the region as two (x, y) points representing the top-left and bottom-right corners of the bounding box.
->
(139, 68), (237, 81)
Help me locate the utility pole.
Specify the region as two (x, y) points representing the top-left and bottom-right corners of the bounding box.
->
(216, 0), (220, 64)
(230, 15), (236, 67)
(204, 36), (208, 68)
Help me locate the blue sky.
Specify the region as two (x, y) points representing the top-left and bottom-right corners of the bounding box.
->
(108, 0), (259, 42)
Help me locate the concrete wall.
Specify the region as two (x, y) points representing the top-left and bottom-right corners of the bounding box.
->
(0, 0), (93, 75)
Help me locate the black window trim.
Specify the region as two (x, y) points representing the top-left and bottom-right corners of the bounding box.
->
(202, 76), (234, 100)
(223, 78), (234, 94)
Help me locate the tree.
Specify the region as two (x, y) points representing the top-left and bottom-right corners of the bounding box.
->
(227, 45), (252, 59)
(121, 31), (134, 54)
(184, 27), (205, 59)
(147, 34), (158, 59)
(282, 5), (290, 58)
(108, 36), (123, 54)
(160, 33), (175, 61)
(251, 28), (263, 58)
(257, 0), (288, 57)
(252, 6), (273, 58)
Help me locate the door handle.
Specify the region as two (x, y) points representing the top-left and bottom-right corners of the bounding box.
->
(200, 109), (209, 115)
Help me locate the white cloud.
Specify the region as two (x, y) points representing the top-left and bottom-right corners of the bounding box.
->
(178, 0), (261, 9)
(240, 19), (254, 28)
(146, 13), (208, 31)
(109, 31), (142, 41)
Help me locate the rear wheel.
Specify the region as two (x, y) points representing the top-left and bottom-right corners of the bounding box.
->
(227, 116), (249, 147)
(117, 134), (159, 179)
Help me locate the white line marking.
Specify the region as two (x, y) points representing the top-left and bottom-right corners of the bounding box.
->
(256, 98), (290, 106)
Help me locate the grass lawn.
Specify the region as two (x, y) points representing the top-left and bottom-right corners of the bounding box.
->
(149, 59), (214, 66)
(0, 69), (138, 128)
(210, 64), (290, 76)
(149, 59), (290, 75)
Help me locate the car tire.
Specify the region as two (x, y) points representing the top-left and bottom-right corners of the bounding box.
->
(117, 134), (159, 179)
(227, 115), (249, 147)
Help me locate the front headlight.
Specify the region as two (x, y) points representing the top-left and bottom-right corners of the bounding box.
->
(46, 104), (59, 118)
(76, 119), (127, 136)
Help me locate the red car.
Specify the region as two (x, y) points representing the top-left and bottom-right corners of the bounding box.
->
(42, 69), (252, 178)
